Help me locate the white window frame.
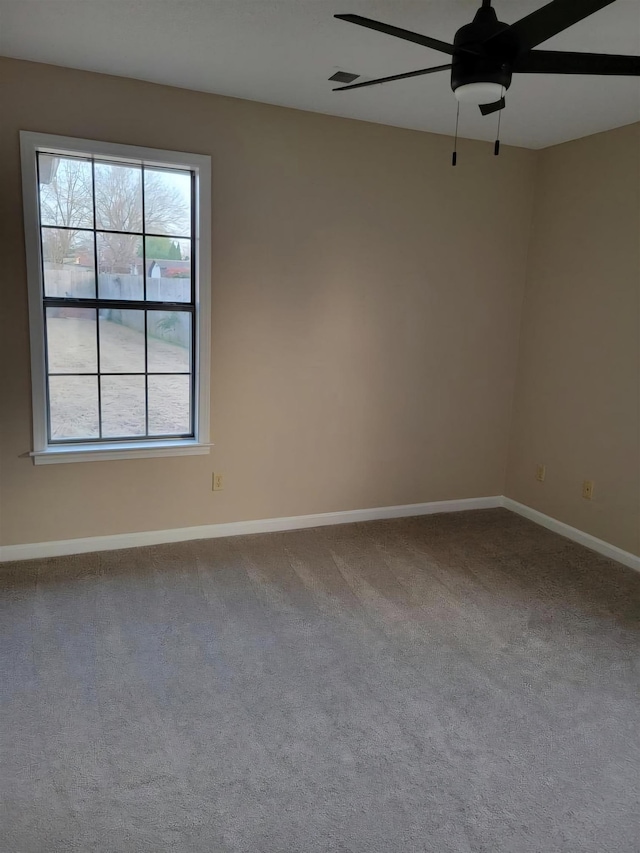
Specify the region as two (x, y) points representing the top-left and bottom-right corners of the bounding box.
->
(20, 131), (211, 464)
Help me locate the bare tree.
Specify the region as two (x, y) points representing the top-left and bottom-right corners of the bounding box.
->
(39, 158), (189, 271)
(95, 165), (189, 269)
(143, 170), (189, 235)
(39, 157), (92, 264)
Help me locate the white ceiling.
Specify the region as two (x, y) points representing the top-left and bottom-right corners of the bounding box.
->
(1, 0), (639, 148)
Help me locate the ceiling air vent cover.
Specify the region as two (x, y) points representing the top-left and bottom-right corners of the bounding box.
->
(328, 71), (360, 84)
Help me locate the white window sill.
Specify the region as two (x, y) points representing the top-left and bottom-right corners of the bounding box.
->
(30, 440), (212, 465)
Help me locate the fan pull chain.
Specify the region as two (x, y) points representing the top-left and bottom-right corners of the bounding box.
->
(452, 102), (460, 166)
(494, 87), (504, 156)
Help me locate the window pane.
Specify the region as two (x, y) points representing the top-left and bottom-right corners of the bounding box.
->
(97, 232), (144, 300)
(147, 311), (191, 373)
(144, 168), (191, 237)
(146, 238), (191, 302)
(148, 375), (191, 436)
(101, 376), (146, 438)
(49, 376), (99, 440)
(99, 309), (145, 373)
(42, 228), (95, 298)
(46, 308), (97, 373)
(94, 162), (142, 232)
(38, 155), (93, 229)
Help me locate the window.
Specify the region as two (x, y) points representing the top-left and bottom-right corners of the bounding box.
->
(20, 132), (211, 463)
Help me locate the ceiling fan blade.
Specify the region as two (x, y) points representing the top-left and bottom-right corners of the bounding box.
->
(515, 50), (640, 75)
(485, 0), (617, 54)
(334, 14), (460, 56)
(479, 97), (506, 115)
(333, 63), (452, 91)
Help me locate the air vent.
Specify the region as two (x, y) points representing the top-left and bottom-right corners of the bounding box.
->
(328, 71), (360, 84)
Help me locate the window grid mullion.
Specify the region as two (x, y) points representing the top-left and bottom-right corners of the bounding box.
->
(142, 163), (147, 303)
(47, 372), (191, 377)
(142, 164), (150, 437)
(144, 311), (149, 437)
(91, 158), (103, 439)
(42, 298), (195, 312)
(40, 223), (191, 242)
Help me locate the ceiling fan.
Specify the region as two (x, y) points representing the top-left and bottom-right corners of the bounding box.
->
(333, 0), (640, 120)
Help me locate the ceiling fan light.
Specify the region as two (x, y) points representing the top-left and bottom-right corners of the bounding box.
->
(454, 82), (504, 105)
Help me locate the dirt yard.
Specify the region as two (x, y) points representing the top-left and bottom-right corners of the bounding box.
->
(47, 316), (191, 438)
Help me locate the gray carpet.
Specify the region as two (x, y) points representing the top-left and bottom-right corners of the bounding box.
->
(1, 508), (639, 852)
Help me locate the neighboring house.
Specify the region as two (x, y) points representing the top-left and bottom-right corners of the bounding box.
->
(149, 259), (190, 278)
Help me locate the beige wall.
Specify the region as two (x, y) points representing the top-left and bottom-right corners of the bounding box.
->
(0, 57), (536, 547)
(506, 124), (640, 556)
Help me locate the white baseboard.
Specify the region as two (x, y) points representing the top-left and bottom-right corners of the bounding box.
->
(501, 497), (640, 573)
(0, 496), (501, 563)
(3, 496), (638, 571)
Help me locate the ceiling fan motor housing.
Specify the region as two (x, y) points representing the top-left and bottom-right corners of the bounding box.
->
(451, 5), (516, 97)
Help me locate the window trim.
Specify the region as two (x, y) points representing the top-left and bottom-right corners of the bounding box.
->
(20, 131), (212, 464)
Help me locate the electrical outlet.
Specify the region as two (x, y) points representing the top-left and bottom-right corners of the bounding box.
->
(535, 464), (546, 482)
(582, 480), (594, 500)
(212, 473), (224, 491)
